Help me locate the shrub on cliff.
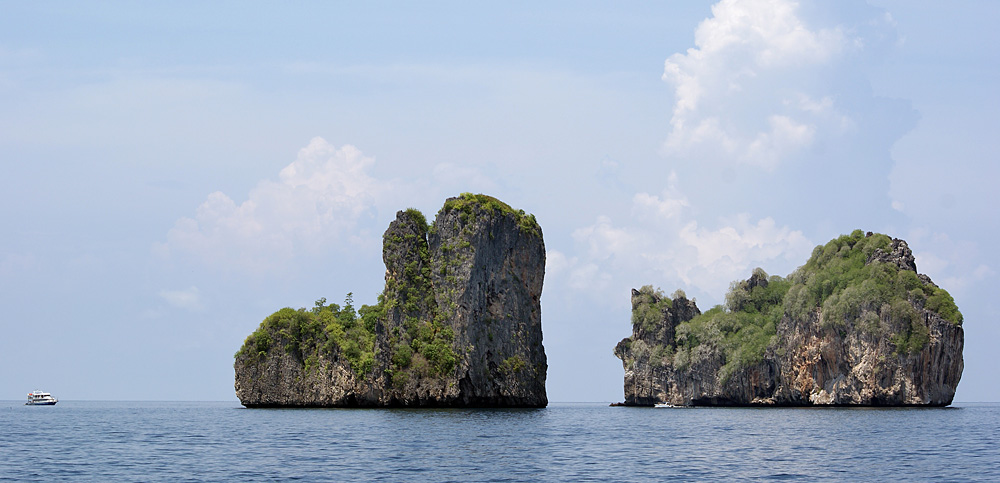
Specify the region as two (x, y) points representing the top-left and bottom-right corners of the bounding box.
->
(785, 230), (962, 326)
(656, 230), (961, 377)
(631, 285), (672, 332)
(235, 194), (548, 408)
(438, 193), (541, 237)
(235, 293), (380, 376)
(672, 270), (787, 378)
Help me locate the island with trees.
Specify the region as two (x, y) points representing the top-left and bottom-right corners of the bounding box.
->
(235, 194), (547, 407)
(615, 231), (964, 406)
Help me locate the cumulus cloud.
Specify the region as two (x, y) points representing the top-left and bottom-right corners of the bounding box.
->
(662, 0), (896, 169)
(908, 230), (995, 299)
(158, 286), (203, 311)
(546, 250), (615, 294)
(631, 172), (689, 222)
(156, 137), (381, 273)
(573, 216), (638, 261)
(673, 215), (811, 292)
(552, 172), (812, 303)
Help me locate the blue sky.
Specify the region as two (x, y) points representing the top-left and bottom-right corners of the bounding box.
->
(2, 0), (997, 402)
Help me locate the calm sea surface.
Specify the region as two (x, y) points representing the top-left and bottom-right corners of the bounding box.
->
(2, 401), (998, 481)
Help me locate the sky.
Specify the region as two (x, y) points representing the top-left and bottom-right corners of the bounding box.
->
(2, 0), (998, 402)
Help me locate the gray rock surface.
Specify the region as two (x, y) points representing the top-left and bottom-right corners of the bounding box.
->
(234, 194), (547, 407)
(615, 234), (964, 407)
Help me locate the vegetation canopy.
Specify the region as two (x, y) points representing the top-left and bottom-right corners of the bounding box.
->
(631, 285), (672, 332)
(637, 230), (963, 378)
(440, 193), (541, 237)
(236, 202), (485, 383)
(235, 293), (381, 376)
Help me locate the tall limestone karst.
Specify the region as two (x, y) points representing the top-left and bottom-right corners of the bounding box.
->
(234, 194), (547, 407)
(615, 231), (964, 406)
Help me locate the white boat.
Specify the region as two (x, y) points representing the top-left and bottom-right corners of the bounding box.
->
(654, 402), (674, 408)
(25, 390), (58, 405)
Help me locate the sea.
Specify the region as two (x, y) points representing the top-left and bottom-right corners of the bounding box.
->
(2, 401), (998, 482)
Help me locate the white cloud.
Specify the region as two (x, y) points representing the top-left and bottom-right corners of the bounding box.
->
(631, 172), (689, 221)
(743, 115), (816, 168)
(545, 250), (572, 277)
(674, 215), (811, 292)
(567, 262), (613, 292)
(909, 230), (994, 299)
(572, 216), (639, 261)
(545, 250), (613, 293)
(973, 265), (995, 280)
(691, 0), (846, 68)
(156, 137), (382, 273)
(661, 0), (894, 169)
(158, 286), (203, 311)
(552, 172), (812, 304)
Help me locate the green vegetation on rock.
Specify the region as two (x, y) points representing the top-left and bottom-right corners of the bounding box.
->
(235, 205), (465, 385)
(631, 285), (672, 332)
(673, 269), (789, 379)
(784, 230), (961, 326)
(234, 193), (549, 408)
(381, 207), (459, 384)
(403, 207), (428, 232)
(439, 193), (541, 237)
(648, 230), (962, 378)
(500, 355), (527, 374)
(235, 293), (380, 377)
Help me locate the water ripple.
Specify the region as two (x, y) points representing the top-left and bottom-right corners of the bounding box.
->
(1, 402), (998, 481)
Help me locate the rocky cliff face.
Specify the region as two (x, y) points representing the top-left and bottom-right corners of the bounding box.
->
(234, 194), (547, 407)
(615, 231), (964, 407)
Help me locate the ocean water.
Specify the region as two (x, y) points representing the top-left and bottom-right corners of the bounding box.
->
(2, 401), (998, 481)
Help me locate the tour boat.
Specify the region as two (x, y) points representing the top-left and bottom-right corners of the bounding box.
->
(25, 390), (58, 405)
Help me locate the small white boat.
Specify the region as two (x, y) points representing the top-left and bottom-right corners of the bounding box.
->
(654, 402), (675, 408)
(25, 390), (58, 406)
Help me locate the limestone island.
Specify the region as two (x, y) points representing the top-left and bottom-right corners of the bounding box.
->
(615, 231), (964, 407)
(235, 194), (547, 407)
